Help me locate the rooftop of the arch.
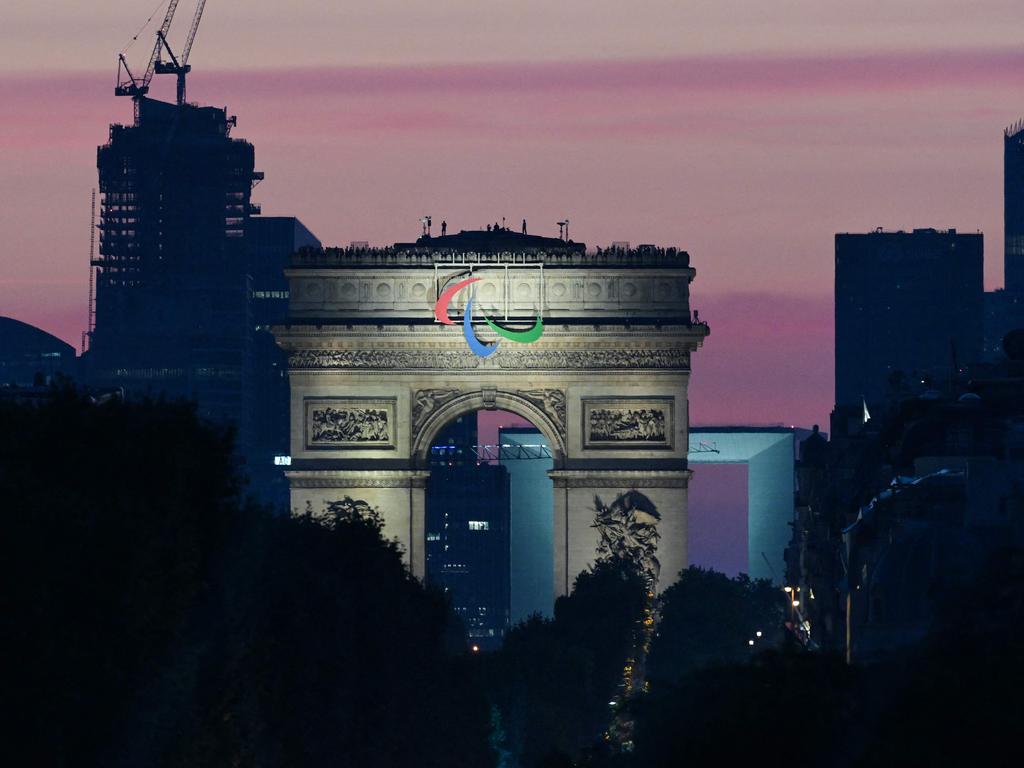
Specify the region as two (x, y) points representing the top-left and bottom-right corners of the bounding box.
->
(289, 228), (691, 270)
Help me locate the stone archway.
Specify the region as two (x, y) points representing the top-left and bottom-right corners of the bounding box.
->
(411, 389), (565, 603)
(274, 230), (709, 600)
(411, 389), (566, 468)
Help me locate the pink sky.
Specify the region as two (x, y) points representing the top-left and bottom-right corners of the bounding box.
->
(3, 2), (1023, 427)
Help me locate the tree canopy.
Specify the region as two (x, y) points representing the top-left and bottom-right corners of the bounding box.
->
(0, 392), (491, 767)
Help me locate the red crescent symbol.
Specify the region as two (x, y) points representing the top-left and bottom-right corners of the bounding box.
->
(434, 276), (481, 325)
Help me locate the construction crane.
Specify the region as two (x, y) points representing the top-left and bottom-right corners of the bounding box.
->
(154, 0), (208, 106)
(115, 0), (181, 103)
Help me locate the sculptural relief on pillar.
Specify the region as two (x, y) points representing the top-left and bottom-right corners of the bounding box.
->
(592, 490), (662, 582)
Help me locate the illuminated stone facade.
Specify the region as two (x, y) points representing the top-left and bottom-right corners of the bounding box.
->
(274, 231), (709, 598)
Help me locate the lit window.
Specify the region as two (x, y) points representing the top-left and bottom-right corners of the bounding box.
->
(468, 521), (490, 531)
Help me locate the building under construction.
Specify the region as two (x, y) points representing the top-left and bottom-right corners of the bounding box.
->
(90, 95), (258, 418)
(86, 2), (319, 504)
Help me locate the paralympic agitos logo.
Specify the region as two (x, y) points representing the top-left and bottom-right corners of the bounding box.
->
(434, 277), (544, 357)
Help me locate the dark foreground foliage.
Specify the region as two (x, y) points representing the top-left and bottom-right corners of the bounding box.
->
(483, 561), (648, 767)
(0, 391), (491, 767)
(648, 566), (784, 685)
(4, 390), (1022, 767)
(585, 552), (1024, 768)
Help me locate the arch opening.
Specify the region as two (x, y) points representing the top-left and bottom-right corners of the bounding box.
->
(424, 408), (555, 650)
(412, 390), (566, 470)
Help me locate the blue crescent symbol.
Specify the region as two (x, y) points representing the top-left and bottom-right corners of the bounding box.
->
(462, 294), (499, 357)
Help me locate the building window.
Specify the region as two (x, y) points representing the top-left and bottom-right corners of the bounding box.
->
(468, 520), (490, 531)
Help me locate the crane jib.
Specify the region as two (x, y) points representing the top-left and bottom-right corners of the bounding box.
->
(116, 0), (208, 107)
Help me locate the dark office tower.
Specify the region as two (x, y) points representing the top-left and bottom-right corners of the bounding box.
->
(426, 464), (511, 649)
(834, 229), (983, 421)
(425, 415), (512, 649)
(428, 412), (479, 465)
(246, 217), (321, 324)
(1005, 122), (1024, 293)
(246, 217), (321, 505)
(985, 124), (1024, 363)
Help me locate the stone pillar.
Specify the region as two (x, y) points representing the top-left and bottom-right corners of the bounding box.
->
(409, 474), (428, 580)
(550, 474), (570, 599)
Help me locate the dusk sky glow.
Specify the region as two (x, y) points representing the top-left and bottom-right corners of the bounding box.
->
(3, 1), (1024, 427)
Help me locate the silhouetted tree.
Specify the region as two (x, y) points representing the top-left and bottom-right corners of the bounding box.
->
(1, 391), (493, 767)
(1, 389), (242, 765)
(485, 559), (646, 767)
(584, 555), (1024, 768)
(619, 649), (861, 767)
(647, 566), (784, 685)
(157, 497), (493, 768)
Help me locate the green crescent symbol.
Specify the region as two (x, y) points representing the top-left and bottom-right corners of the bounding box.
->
(483, 315), (544, 343)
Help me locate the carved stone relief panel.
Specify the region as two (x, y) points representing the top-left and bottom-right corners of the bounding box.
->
(493, 348), (690, 371)
(289, 348), (690, 371)
(290, 350), (482, 370)
(582, 397), (674, 449)
(304, 397), (397, 450)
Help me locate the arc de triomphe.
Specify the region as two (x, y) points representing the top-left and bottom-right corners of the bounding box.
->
(274, 229), (709, 598)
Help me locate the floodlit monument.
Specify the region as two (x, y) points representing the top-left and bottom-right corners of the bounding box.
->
(273, 228), (709, 598)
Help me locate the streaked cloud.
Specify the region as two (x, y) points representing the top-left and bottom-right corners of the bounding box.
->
(0, 48), (1014, 426)
(200, 48), (1024, 96)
